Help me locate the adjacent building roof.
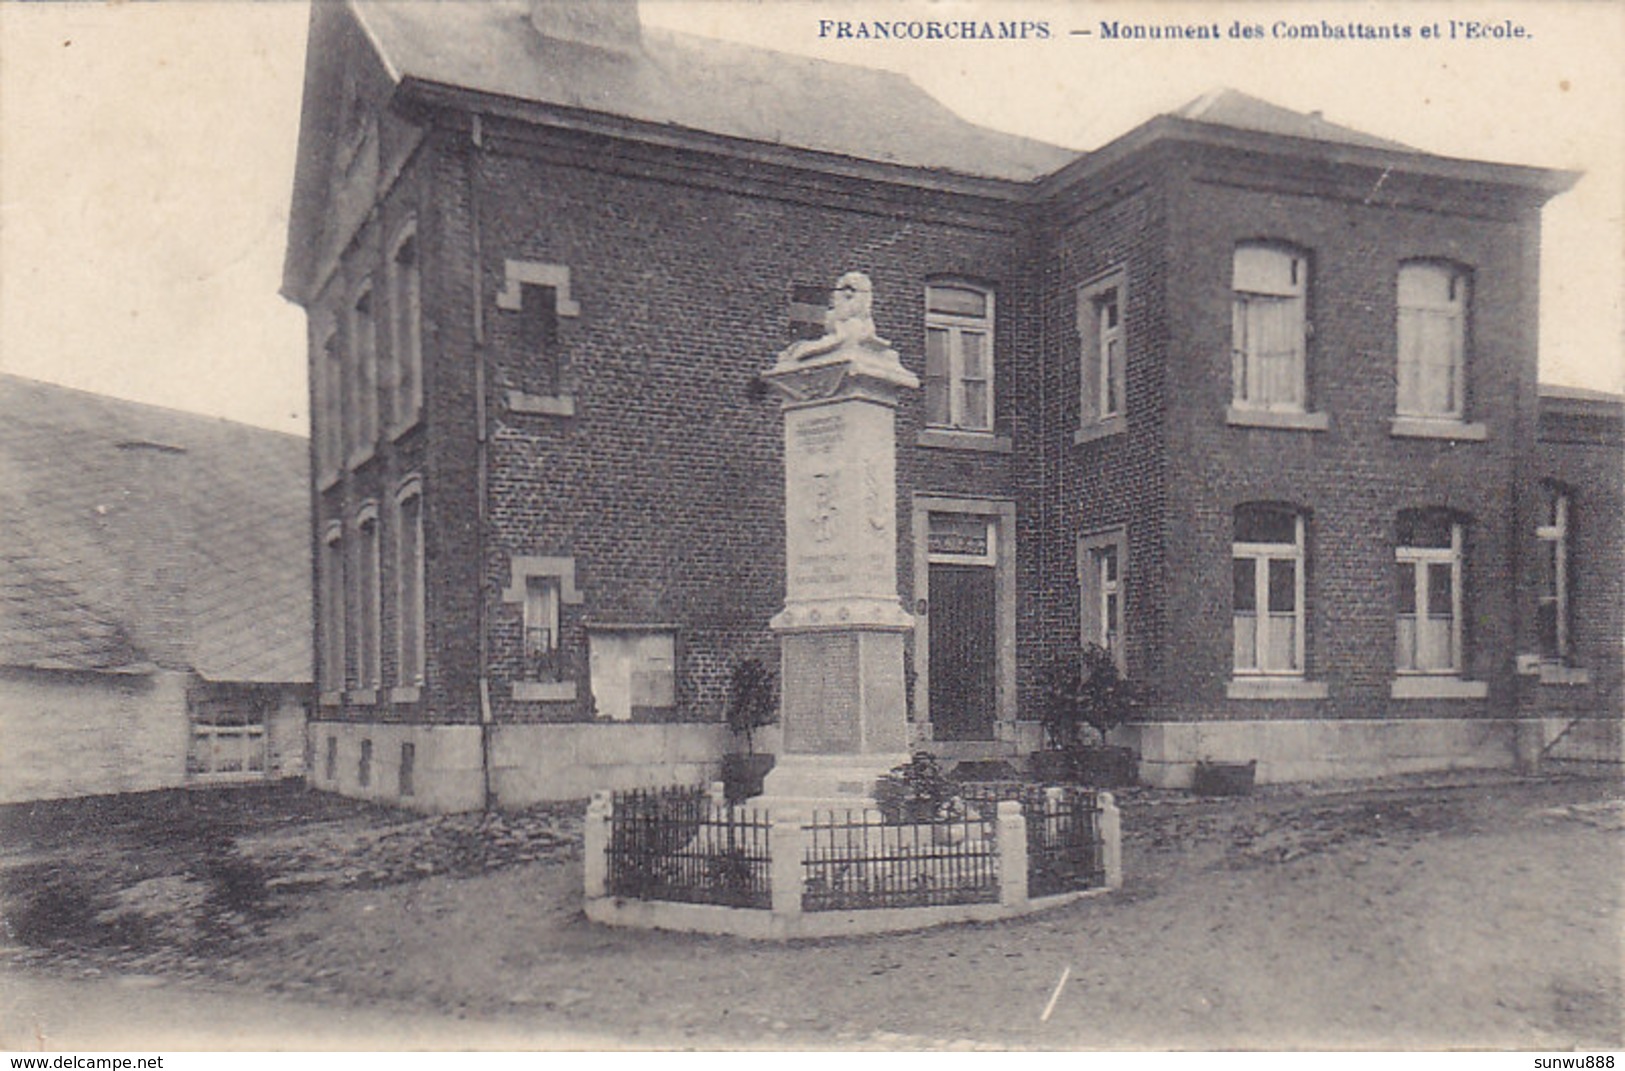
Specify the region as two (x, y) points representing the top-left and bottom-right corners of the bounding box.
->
(1170, 89), (1413, 153)
(0, 376), (312, 683)
(350, 0), (1076, 182)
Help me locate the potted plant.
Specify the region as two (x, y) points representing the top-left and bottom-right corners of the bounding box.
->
(1034, 644), (1139, 787)
(874, 751), (962, 825)
(721, 658), (777, 802)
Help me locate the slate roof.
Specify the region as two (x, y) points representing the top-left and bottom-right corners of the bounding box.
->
(0, 376), (312, 683)
(350, 0), (1078, 182)
(1169, 89), (1414, 152)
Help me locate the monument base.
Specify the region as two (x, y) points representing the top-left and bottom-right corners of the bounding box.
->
(757, 752), (910, 810)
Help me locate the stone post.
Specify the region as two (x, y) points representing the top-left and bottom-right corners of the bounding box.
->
(996, 799), (1028, 909)
(1098, 791), (1123, 890)
(758, 272), (920, 804)
(582, 789), (612, 900)
(768, 807), (806, 922)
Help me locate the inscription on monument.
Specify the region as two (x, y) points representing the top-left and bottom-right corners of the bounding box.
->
(782, 633), (860, 753)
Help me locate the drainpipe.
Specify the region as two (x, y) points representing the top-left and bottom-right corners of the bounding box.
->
(470, 111), (495, 810)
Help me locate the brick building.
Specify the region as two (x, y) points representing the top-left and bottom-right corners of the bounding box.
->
(282, 0), (1622, 811)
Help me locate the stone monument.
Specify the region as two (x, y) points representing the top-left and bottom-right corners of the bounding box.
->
(758, 272), (919, 803)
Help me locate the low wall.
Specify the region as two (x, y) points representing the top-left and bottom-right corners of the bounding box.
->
(1121, 717), (1530, 789)
(306, 719), (734, 812)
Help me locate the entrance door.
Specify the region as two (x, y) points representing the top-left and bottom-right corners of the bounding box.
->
(927, 515), (997, 741)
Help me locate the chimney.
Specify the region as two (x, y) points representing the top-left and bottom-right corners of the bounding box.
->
(529, 0), (642, 54)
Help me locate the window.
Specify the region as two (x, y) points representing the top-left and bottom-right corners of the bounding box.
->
(358, 738), (372, 788)
(394, 480), (425, 689)
(520, 283), (560, 398)
(1233, 504), (1306, 675)
(399, 742), (416, 798)
(348, 281), (378, 458)
(1396, 510), (1463, 674)
(321, 524), (346, 692)
(1079, 271), (1127, 428)
(388, 224), (422, 431)
(1232, 244), (1308, 412)
(316, 324), (342, 477)
(523, 576), (562, 682)
(1536, 485), (1572, 663)
(496, 260), (580, 412)
(924, 282), (994, 432)
(325, 735), (337, 782)
(788, 282), (830, 343)
(355, 506), (381, 694)
(1397, 262), (1468, 420)
(1079, 529), (1128, 672)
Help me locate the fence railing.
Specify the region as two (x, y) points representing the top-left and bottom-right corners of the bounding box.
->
(605, 785), (771, 909)
(958, 782), (1106, 897)
(801, 808), (999, 912)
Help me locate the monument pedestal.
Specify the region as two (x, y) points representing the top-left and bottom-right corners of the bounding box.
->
(756, 319), (919, 808)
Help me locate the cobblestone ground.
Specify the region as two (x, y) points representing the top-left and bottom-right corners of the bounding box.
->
(2, 773), (1621, 1050)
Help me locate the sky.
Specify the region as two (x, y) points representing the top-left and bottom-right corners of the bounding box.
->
(1, 0), (1620, 434)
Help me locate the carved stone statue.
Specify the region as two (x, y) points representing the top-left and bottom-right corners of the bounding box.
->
(782, 271), (890, 362)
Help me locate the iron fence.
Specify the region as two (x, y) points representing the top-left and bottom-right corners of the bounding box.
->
(958, 782), (1106, 897)
(801, 808), (999, 912)
(606, 786), (771, 909)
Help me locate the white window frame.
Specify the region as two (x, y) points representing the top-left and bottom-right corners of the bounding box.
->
(924, 282), (995, 434)
(1079, 528), (1128, 674)
(1396, 261), (1468, 421)
(1536, 487), (1571, 664)
(523, 576), (562, 683)
(1231, 244), (1308, 413)
(1079, 271), (1127, 429)
(1396, 516), (1464, 676)
(387, 221), (422, 435)
(1233, 508), (1307, 676)
(355, 503), (382, 696)
(393, 478), (425, 693)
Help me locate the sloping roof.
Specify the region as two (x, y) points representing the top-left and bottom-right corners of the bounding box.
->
(351, 0), (1077, 182)
(0, 376), (311, 684)
(1169, 89), (1414, 153)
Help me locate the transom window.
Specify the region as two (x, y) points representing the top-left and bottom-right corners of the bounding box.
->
(924, 282), (994, 433)
(1396, 509), (1464, 674)
(1397, 261), (1469, 419)
(1232, 244), (1308, 412)
(1535, 485), (1572, 663)
(1233, 504), (1306, 675)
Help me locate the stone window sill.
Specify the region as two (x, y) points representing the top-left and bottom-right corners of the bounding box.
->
(1227, 677), (1329, 700)
(916, 428), (1013, 453)
(507, 391), (576, 417)
(1226, 407), (1330, 432)
(1538, 664), (1591, 686)
(1390, 416), (1488, 442)
(388, 412), (423, 442)
(512, 680), (578, 702)
(1074, 415), (1127, 445)
(347, 688), (378, 707)
(389, 685), (422, 704)
(319, 690), (344, 708)
(1390, 676), (1488, 700)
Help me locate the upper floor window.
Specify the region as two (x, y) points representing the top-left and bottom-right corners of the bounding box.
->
(924, 282), (994, 433)
(1535, 484), (1572, 664)
(1396, 261), (1469, 420)
(1079, 270), (1127, 430)
(388, 224), (422, 432)
(497, 260), (580, 410)
(788, 282), (831, 343)
(1231, 244), (1308, 412)
(316, 324), (342, 479)
(348, 281), (378, 459)
(1233, 504), (1306, 676)
(1396, 509), (1464, 675)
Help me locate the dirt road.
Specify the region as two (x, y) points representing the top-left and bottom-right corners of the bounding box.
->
(4, 774), (1621, 1050)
